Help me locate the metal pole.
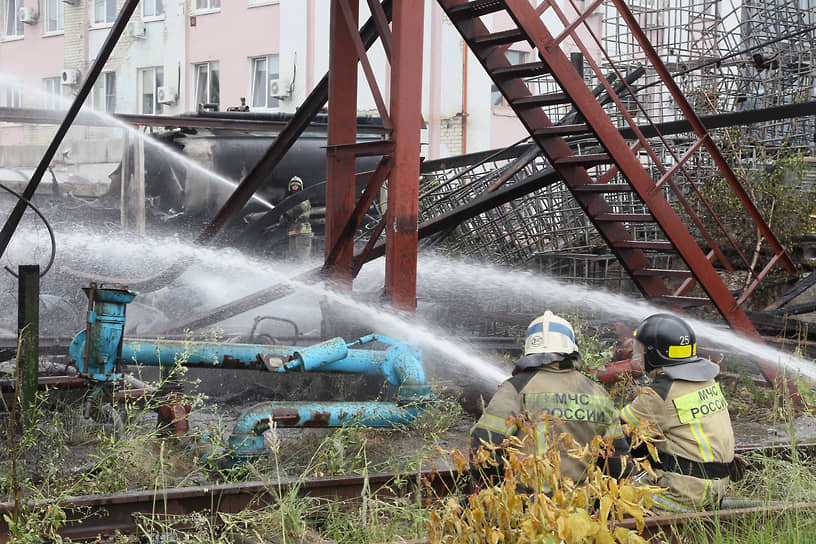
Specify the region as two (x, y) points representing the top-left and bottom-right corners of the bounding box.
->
(384, 1), (424, 311)
(0, 0), (142, 260)
(17, 265), (39, 431)
(326, 0), (360, 285)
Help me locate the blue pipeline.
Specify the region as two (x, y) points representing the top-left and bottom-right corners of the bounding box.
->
(226, 335), (431, 460)
(119, 335), (427, 389)
(119, 339), (294, 371)
(288, 348), (426, 386)
(229, 401), (426, 459)
(281, 334), (426, 387)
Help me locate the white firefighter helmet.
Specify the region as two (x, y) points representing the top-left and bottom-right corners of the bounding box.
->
(523, 311), (578, 357)
(288, 176), (303, 192)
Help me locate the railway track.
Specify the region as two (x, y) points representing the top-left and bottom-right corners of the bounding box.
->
(0, 469), (463, 543)
(2, 443), (814, 542)
(619, 501), (816, 542)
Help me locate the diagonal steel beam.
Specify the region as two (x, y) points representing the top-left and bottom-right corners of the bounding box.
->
(339, 0), (391, 128)
(323, 155), (393, 269)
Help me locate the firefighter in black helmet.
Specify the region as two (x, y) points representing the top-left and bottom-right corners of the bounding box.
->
(620, 313), (734, 513)
(280, 176), (312, 261)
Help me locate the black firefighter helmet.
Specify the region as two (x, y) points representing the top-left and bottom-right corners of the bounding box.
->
(633, 313), (720, 382)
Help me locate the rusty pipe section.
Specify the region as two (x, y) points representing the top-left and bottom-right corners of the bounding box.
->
(228, 400), (426, 460)
(223, 334), (428, 461)
(229, 398), (427, 461)
(120, 339), (290, 371)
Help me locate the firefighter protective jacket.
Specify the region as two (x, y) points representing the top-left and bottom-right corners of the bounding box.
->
(470, 361), (621, 485)
(620, 371), (734, 512)
(281, 200), (312, 236)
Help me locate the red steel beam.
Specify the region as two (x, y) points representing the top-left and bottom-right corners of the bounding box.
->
(324, 156), (393, 269)
(326, 0), (361, 287)
(504, 0), (757, 337)
(339, 0), (392, 129)
(366, 0), (392, 59)
(384, 2), (424, 312)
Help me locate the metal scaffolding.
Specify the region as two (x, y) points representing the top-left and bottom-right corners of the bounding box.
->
(410, 0), (816, 291)
(603, 0), (816, 147)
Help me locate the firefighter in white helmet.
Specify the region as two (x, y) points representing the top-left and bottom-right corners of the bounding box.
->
(470, 311), (625, 486)
(620, 313), (735, 513)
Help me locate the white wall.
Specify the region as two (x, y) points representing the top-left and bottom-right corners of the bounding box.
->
(279, 0), (310, 113)
(86, 0), (186, 115)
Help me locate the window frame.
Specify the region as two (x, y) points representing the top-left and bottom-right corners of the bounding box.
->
(1, 84), (23, 108)
(92, 71), (116, 113)
(139, 66), (165, 115)
(250, 54), (280, 110)
(194, 61), (220, 108)
(142, 0), (164, 19)
(193, 0), (220, 14)
(43, 0), (64, 34)
(43, 77), (63, 109)
(3, 0), (23, 38)
(92, 0), (117, 26)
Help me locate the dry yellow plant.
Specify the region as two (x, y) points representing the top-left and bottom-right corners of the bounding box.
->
(428, 413), (666, 543)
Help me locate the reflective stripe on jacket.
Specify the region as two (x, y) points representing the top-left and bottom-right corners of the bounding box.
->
(471, 365), (620, 484)
(620, 373), (734, 511)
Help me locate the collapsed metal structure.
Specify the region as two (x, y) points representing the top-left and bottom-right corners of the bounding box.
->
(2, 0), (816, 386)
(419, 0), (816, 271)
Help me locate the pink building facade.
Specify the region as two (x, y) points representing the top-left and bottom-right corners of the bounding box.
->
(0, 0), (554, 160)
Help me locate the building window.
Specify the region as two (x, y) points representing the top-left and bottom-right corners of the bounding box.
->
(43, 77), (62, 109)
(93, 0), (116, 25)
(491, 50), (528, 106)
(142, 0), (163, 18)
(139, 67), (164, 114)
(92, 71), (116, 112)
(250, 54), (279, 109)
(3, 0), (23, 37)
(194, 61), (219, 108)
(43, 0), (64, 32)
(1, 84), (22, 108)
(195, 0), (220, 11)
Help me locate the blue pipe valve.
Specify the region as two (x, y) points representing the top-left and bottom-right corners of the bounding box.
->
(69, 286), (137, 381)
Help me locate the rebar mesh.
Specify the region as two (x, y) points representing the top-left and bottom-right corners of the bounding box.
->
(404, 0), (816, 292)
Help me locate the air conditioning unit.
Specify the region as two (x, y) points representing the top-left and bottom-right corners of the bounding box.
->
(269, 79), (291, 99)
(127, 21), (146, 38)
(18, 6), (38, 24)
(156, 86), (177, 105)
(61, 69), (80, 86)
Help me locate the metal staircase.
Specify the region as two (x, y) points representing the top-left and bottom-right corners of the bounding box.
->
(437, 0), (797, 342)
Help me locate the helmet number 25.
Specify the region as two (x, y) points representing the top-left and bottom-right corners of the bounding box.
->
(678, 335), (690, 345)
